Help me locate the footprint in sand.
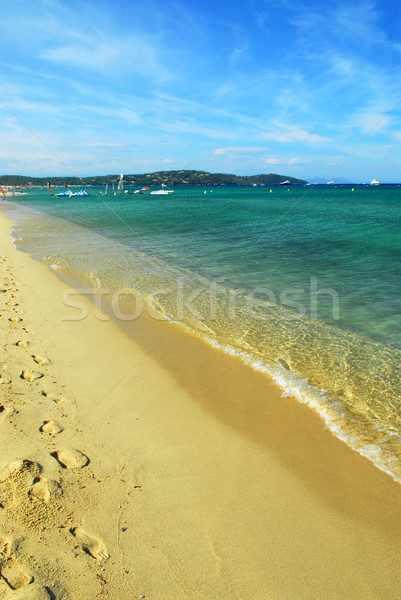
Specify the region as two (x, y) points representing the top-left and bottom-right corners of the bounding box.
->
(21, 371), (44, 382)
(4, 582), (55, 600)
(0, 535), (33, 590)
(0, 373), (11, 385)
(0, 461), (62, 534)
(15, 340), (29, 348)
(41, 391), (66, 404)
(31, 477), (62, 503)
(0, 405), (14, 422)
(40, 420), (63, 436)
(22, 327), (33, 335)
(51, 449), (89, 470)
(8, 316), (22, 323)
(0, 557), (32, 590)
(70, 527), (109, 560)
(28, 477), (51, 504)
(32, 355), (49, 366)
(0, 460), (43, 510)
(7, 583), (56, 599)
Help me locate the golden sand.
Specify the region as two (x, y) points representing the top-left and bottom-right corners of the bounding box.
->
(0, 211), (400, 599)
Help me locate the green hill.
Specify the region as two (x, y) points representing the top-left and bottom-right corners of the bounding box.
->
(0, 170), (307, 187)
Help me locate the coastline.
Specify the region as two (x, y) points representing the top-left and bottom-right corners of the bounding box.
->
(0, 210), (400, 599)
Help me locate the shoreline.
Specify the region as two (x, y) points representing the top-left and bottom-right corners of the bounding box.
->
(1, 209), (400, 599)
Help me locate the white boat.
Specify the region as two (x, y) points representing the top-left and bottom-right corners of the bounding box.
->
(56, 189), (90, 197)
(370, 179), (380, 185)
(150, 183), (174, 195)
(279, 180), (291, 185)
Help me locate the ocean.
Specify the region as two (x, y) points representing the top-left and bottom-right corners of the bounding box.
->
(1, 184), (400, 482)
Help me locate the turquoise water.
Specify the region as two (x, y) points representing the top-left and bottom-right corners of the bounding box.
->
(2, 184), (400, 482)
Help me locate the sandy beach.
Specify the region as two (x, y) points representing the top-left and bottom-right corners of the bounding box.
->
(0, 208), (400, 599)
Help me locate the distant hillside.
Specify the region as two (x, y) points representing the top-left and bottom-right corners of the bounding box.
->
(0, 170), (307, 187)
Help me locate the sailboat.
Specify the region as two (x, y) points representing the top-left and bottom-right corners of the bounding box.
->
(117, 173), (124, 194)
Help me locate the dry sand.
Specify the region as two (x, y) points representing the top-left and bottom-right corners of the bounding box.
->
(0, 210), (400, 599)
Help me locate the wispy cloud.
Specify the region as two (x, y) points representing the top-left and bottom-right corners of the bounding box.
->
(156, 119), (237, 140)
(265, 156), (303, 165)
(261, 121), (329, 144)
(43, 31), (169, 81)
(213, 146), (268, 156)
(77, 142), (128, 148)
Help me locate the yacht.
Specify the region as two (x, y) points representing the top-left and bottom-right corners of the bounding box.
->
(370, 179), (380, 185)
(150, 183), (174, 195)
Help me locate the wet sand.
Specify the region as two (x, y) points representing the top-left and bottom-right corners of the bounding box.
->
(0, 210), (400, 599)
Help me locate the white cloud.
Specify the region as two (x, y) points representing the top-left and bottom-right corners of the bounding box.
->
(264, 157), (303, 166)
(230, 44), (249, 64)
(262, 121), (329, 145)
(43, 32), (168, 81)
(213, 146), (268, 156)
(158, 120), (236, 140)
(77, 142), (128, 148)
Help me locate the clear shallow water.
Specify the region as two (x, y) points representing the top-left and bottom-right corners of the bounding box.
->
(2, 185), (400, 482)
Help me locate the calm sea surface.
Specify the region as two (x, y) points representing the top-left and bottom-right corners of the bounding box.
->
(2, 184), (400, 481)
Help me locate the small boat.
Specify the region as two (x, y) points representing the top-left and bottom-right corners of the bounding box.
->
(56, 189), (89, 197)
(370, 179), (380, 185)
(280, 180), (291, 185)
(150, 183), (174, 195)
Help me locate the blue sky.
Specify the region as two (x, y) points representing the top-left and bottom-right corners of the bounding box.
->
(1, 0), (400, 182)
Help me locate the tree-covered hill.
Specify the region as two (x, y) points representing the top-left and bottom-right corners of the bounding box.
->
(0, 170), (307, 187)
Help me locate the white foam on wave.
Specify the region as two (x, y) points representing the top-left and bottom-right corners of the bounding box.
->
(50, 263), (66, 273)
(205, 336), (401, 485)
